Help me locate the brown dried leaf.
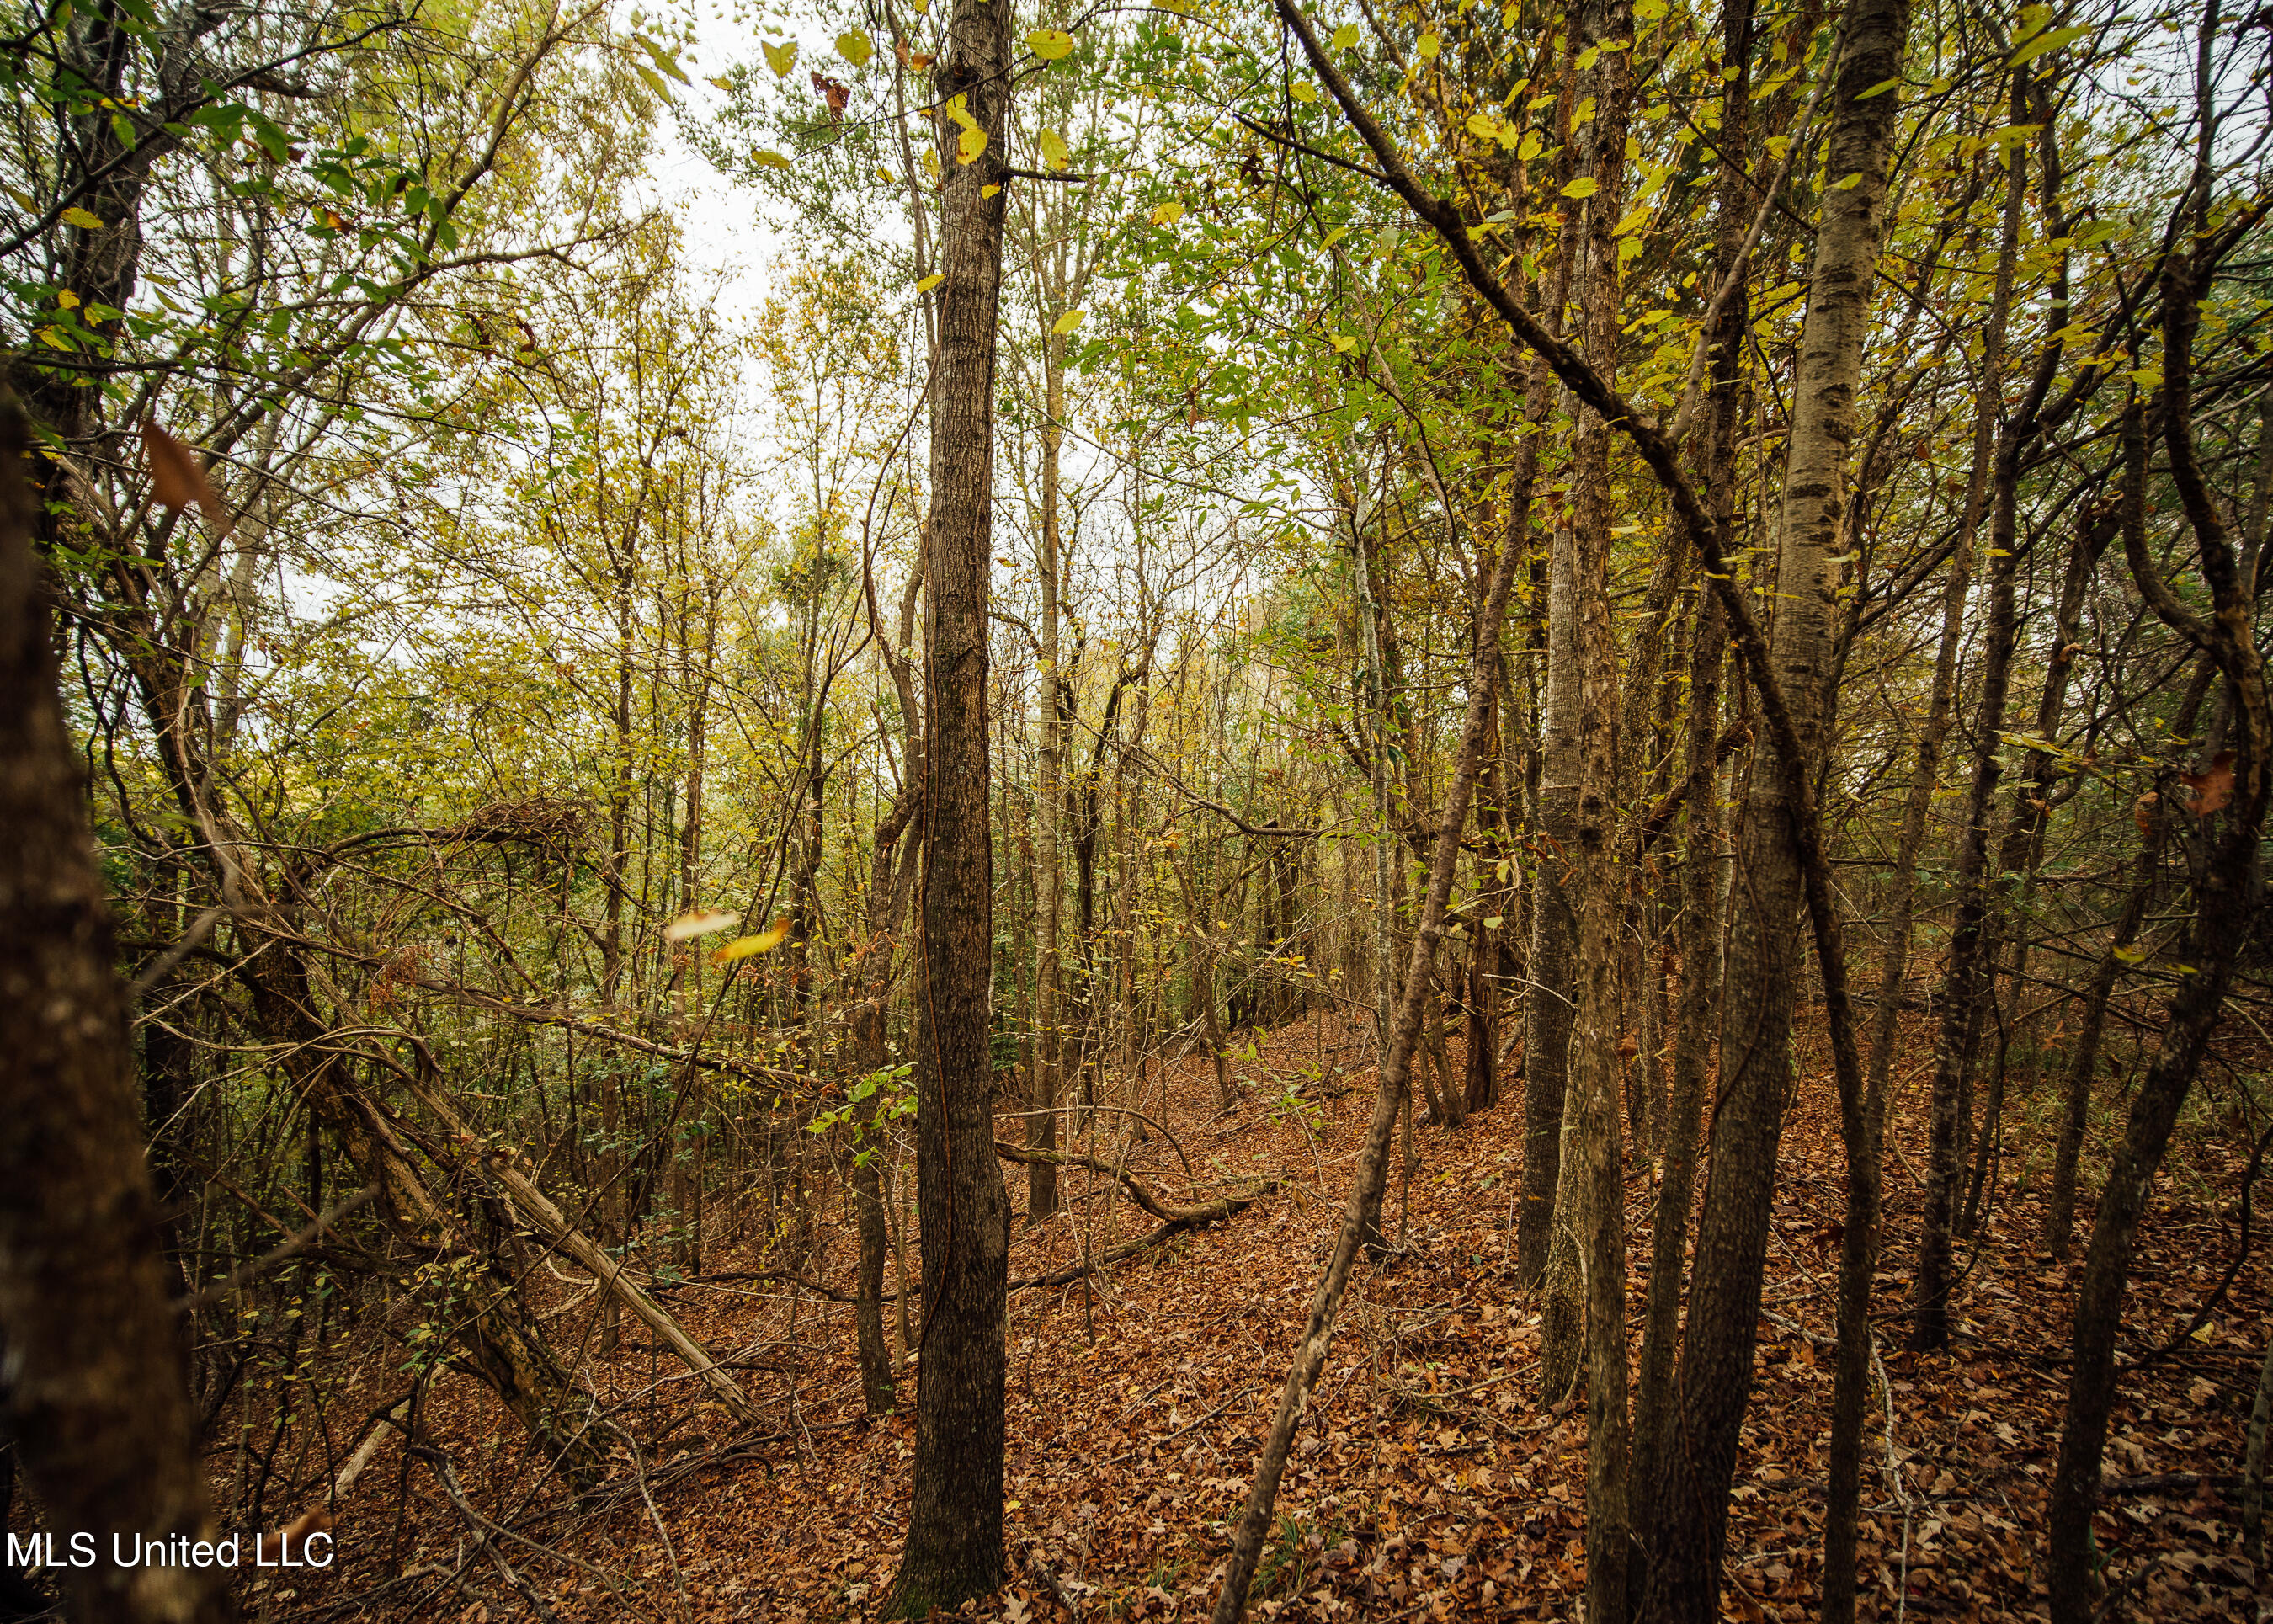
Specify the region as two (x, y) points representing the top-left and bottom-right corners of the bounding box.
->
(2179, 750), (2235, 818)
(140, 421), (228, 533)
(2132, 790), (2159, 838)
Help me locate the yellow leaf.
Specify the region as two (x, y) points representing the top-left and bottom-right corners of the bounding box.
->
(1333, 22), (1360, 50)
(1149, 199), (1184, 226)
(663, 907), (743, 943)
(1331, 334), (1356, 353)
(838, 29), (874, 67)
(942, 93), (977, 130)
(708, 75), (733, 91)
(980, 183), (999, 197)
(752, 148), (792, 169)
(913, 0), (928, 13)
(1039, 129), (1071, 169)
(61, 205), (105, 229)
(763, 39), (798, 78)
(713, 918), (794, 963)
(1290, 80), (1318, 104)
(958, 126), (987, 164)
(1416, 31), (1440, 61)
(917, 273), (943, 292)
(54, 290), (78, 309)
(1466, 112), (1499, 141)
(1517, 130), (1543, 161)
(1561, 176), (1598, 199)
(876, 163), (897, 184)
(1051, 309), (1084, 334)
(35, 326), (70, 350)
(1026, 28), (1076, 61)
(1611, 205), (1650, 237)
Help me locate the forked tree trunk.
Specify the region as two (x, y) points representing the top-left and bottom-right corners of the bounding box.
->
(1645, 3), (1913, 1615)
(892, 0), (1014, 1608)
(2047, 309), (2273, 1615)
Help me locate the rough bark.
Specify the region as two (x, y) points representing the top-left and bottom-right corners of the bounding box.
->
(1634, 0), (1751, 1495)
(0, 396), (233, 1624)
(892, 0), (1014, 1607)
(1645, 4), (1912, 1616)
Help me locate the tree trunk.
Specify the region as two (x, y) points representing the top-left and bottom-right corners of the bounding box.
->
(0, 395), (232, 1624)
(892, 0), (1014, 1607)
(1634, 0), (1749, 1478)
(1643, 3), (1912, 1615)
(2047, 270), (2273, 1611)
(2043, 828), (2164, 1259)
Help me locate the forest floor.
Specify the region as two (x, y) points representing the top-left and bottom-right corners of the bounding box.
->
(262, 1006), (2269, 1622)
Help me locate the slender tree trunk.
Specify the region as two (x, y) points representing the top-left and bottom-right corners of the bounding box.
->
(1643, 5), (1912, 1616)
(1521, 494), (1580, 1288)
(2043, 828), (2164, 1259)
(892, 0), (1014, 1606)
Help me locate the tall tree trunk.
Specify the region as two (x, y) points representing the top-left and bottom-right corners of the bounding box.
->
(892, 0), (1013, 1607)
(1030, 449), (1067, 1223)
(1520, 496), (1580, 1287)
(1634, 0), (1751, 1492)
(1911, 65), (2068, 1349)
(1559, 13), (1637, 1614)
(0, 396), (232, 1624)
(2047, 255), (2273, 1610)
(1644, 3), (1912, 1616)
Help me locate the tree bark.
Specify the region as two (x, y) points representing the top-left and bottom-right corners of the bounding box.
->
(892, 0), (1014, 1607)
(1644, 4), (1912, 1616)
(0, 396), (233, 1624)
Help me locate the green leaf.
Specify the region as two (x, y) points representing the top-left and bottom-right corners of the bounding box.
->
(1026, 28), (1076, 61)
(1416, 31), (1441, 61)
(763, 38), (798, 78)
(1561, 176), (1598, 199)
(61, 205), (106, 229)
(638, 35), (692, 85)
(1333, 22), (1360, 50)
(633, 62), (674, 101)
(751, 148), (792, 170)
(2010, 24), (2089, 67)
(1855, 77), (1903, 99)
(837, 29), (874, 67)
(1290, 80), (1318, 104)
